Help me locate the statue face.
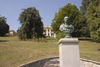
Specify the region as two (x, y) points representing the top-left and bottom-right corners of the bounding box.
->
(64, 17), (69, 23)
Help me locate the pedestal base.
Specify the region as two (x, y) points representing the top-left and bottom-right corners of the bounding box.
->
(59, 38), (80, 67)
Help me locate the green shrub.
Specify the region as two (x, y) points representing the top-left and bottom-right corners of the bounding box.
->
(56, 32), (65, 41)
(90, 28), (100, 42)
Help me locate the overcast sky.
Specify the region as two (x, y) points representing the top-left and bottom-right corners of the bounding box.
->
(0, 0), (82, 32)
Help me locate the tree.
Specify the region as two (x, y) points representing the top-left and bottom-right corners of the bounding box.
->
(78, 15), (90, 37)
(17, 7), (43, 40)
(51, 3), (84, 38)
(85, 0), (100, 42)
(79, 0), (96, 37)
(80, 0), (96, 16)
(0, 16), (9, 36)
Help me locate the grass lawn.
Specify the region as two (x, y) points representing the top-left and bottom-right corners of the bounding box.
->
(79, 38), (100, 62)
(0, 37), (100, 67)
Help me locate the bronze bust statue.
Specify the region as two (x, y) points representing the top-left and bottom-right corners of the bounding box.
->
(59, 16), (74, 38)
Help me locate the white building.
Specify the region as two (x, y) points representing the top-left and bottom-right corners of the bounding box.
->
(9, 30), (17, 36)
(43, 26), (56, 38)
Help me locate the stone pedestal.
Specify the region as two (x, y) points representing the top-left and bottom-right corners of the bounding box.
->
(58, 38), (80, 67)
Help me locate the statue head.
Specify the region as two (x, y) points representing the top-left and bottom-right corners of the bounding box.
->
(64, 16), (69, 23)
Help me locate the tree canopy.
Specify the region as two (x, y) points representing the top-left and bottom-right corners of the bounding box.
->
(0, 16), (9, 36)
(78, 0), (97, 37)
(80, 0), (96, 16)
(78, 14), (90, 37)
(51, 3), (80, 33)
(51, 3), (87, 38)
(17, 7), (43, 40)
(85, 0), (100, 42)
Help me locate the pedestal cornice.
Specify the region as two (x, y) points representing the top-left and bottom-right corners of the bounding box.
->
(58, 38), (79, 44)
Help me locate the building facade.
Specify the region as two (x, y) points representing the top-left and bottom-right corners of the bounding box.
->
(9, 30), (17, 36)
(43, 26), (56, 38)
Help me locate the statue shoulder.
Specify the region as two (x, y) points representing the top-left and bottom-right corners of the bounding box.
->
(69, 24), (72, 26)
(69, 24), (74, 31)
(60, 23), (65, 27)
(59, 23), (65, 31)
(69, 24), (74, 27)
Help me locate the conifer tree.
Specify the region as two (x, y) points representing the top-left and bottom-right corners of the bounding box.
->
(17, 7), (43, 40)
(86, 0), (100, 42)
(80, 0), (96, 16)
(0, 16), (9, 36)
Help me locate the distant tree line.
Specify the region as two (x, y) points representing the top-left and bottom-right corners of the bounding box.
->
(1, 0), (99, 42)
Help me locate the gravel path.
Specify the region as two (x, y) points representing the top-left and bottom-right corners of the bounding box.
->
(20, 57), (100, 67)
(44, 58), (60, 67)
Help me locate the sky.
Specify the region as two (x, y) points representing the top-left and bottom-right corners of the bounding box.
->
(0, 0), (82, 32)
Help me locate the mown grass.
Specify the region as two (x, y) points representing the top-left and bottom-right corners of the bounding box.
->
(79, 38), (100, 62)
(0, 37), (100, 67)
(0, 37), (58, 67)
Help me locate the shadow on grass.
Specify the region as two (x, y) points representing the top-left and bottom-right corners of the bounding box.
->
(79, 38), (100, 43)
(98, 49), (100, 51)
(0, 40), (8, 42)
(78, 38), (93, 42)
